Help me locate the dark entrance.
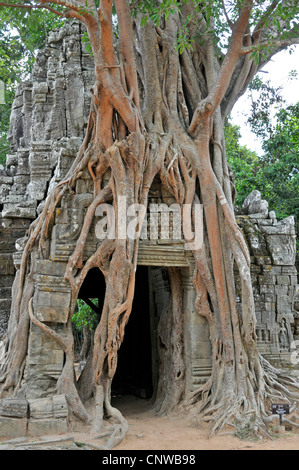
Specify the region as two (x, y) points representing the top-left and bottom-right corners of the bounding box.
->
(78, 267), (106, 316)
(112, 265), (153, 399)
(75, 267), (106, 365)
(77, 265), (154, 400)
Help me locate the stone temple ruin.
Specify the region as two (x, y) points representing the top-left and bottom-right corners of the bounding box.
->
(0, 21), (298, 437)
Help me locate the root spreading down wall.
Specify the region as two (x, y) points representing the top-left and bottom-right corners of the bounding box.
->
(0, 21), (298, 437)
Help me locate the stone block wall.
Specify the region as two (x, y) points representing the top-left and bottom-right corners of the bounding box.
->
(0, 20), (94, 339)
(236, 190), (299, 372)
(0, 395), (68, 437)
(0, 214), (29, 337)
(0, 21), (298, 401)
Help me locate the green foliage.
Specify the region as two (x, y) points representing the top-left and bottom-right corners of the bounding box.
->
(247, 76), (286, 140)
(132, 0), (182, 27)
(225, 119), (260, 206)
(0, 22), (26, 164)
(82, 30), (92, 54)
(72, 299), (98, 333)
(132, 0), (299, 57)
(177, 15), (195, 54)
(131, 0), (230, 53)
(234, 419), (260, 442)
(228, 68), (298, 226)
(258, 103), (299, 221)
(226, 102), (299, 223)
(0, 86), (14, 165)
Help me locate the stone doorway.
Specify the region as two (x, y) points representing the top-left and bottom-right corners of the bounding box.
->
(75, 264), (170, 404)
(112, 266), (155, 401)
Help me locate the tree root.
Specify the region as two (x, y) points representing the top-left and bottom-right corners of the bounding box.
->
(0, 93), (298, 447)
(184, 351), (299, 439)
(90, 383), (128, 449)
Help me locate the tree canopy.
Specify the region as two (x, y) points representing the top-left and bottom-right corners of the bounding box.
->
(226, 104), (299, 219)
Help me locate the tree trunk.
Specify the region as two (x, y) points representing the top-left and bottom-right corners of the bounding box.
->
(155, 267), (185, 415)
(0, 0), (298, 446)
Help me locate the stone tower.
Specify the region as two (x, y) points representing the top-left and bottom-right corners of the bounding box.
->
(0, 21), (298, 437)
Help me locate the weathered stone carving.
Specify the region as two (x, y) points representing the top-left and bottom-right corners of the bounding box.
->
(0, 22), (298, 436)
(0, 395), (68, 437)
(237, 190), (298, 370)
(242, 189), (269, 217)
(279, 318), (291, 352)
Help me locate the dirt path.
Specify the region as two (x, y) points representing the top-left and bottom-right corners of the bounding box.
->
(1, 394), (299, 450)
(112, 395), (299, 451)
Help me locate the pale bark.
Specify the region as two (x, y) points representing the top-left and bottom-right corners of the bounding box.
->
(0, 0), (299, 446)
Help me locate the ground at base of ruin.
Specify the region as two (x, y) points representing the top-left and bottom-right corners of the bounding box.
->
(1, 394), (299, 450)
(111, 394), (299, 451)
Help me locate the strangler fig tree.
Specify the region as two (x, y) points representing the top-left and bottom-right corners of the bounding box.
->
(0, 0), (299, 445)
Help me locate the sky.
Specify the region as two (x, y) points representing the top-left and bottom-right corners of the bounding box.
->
(231, 46), (299, 155)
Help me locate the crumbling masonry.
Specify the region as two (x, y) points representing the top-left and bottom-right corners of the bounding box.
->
(0, 21), (298, 437)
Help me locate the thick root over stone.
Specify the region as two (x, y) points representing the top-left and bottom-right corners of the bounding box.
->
(1, 3), (299, 448)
